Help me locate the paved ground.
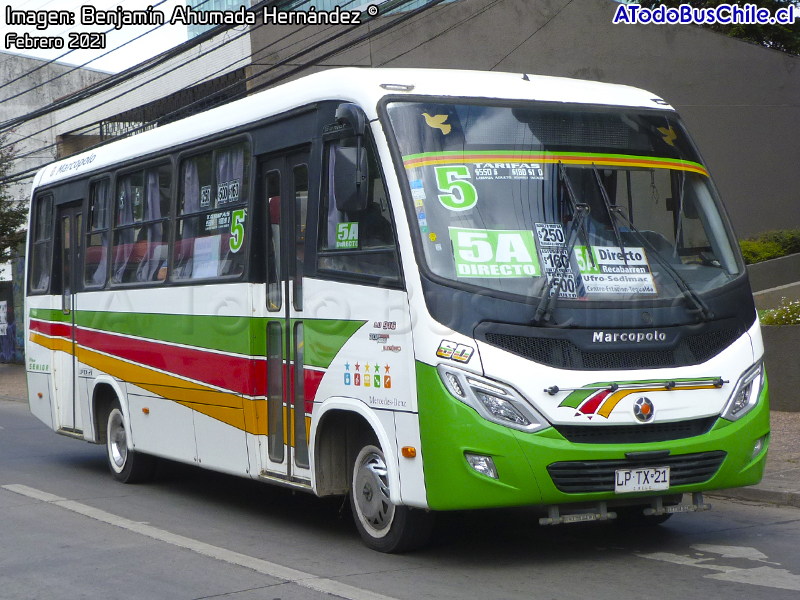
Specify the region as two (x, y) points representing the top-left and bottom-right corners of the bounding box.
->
(2, 361), (799, 507)
(3, 398), (800, 599)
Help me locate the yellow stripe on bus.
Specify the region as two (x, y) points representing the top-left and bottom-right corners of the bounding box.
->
(29, 333), (310, 444)
(597, 384), (721, 418)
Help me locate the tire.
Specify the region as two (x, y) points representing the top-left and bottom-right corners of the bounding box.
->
(614, 506), (673, 527)
(106, 402), (155, 483)
(350, 444), (434, 553)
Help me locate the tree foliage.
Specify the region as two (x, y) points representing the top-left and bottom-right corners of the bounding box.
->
(0, 133), (27, 263)
(645, 1), (800, 55)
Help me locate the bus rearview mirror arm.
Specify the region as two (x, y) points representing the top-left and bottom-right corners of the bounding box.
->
(333, 103), (369, 213)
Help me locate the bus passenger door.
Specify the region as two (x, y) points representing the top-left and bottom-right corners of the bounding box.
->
(54, 203), (83, 434)
(260, 151), (311, 483)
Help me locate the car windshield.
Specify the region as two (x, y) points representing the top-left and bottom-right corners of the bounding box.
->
(385, 101), (742, 303)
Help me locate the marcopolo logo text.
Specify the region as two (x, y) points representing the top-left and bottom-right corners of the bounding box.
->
(592, 330), (667, 343)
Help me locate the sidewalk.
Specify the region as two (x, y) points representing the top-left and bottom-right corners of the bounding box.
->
(1, 362), (798, 507)
(0, 363), (28, 403)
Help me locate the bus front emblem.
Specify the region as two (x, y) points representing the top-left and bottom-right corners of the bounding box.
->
(633, 397), (655, 423)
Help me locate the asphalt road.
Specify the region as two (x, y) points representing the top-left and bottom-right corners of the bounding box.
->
(2, 399), (800, 600)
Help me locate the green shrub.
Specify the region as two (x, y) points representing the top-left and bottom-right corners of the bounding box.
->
(740, 229), (800, 264)
(761, 298), (800, 326)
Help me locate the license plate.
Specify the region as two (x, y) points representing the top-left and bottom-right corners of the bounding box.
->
(614, 466), (670, 493)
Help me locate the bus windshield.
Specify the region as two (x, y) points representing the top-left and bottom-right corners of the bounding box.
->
(386, 101), (742, 304)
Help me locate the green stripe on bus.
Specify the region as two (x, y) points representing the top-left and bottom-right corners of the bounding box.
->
(30, 308), (365, 368)
(29, 308), (70, 323)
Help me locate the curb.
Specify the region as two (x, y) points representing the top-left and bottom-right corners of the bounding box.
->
(0, 396), (27, 403)
(709, 487), (800, 509)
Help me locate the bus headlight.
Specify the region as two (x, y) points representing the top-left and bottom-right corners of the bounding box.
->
(437, 365), (549, 432)
(721, 360), (765, 421)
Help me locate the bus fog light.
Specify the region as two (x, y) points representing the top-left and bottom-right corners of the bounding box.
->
(752, 436), (766, 459)
(465, 453), (498, 479)
(476, 392), (530, 426)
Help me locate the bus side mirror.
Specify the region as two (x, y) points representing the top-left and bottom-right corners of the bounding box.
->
(335, 103), (366, 136)
(334, 145), (369, 212)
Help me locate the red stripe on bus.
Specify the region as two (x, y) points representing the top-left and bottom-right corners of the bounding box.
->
(77, 328), (254, 396)
(30, 319), (72, 339)
(304, 368), (325, 413)
(578, 389), (611, 415)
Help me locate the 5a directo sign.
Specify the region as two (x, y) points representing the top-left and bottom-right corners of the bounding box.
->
(613, 3), (799, 26)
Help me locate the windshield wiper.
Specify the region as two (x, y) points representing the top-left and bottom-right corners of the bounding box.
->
(533, 164), (591, 325)
(608, 205), (715, 322)
(591, 163), (628, 266)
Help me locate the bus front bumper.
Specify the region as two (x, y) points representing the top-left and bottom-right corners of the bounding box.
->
(416, 362), (770, 511)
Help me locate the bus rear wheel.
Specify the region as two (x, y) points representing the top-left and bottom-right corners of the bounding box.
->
(350, 444), (433, 553)
(106, 402), (155, 483)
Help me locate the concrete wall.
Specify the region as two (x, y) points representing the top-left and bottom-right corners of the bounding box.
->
(763, 325), (800, 411)
(54, 31), (252, 136)
(0, 51), (110, 203)
(249, 0), (800, 238)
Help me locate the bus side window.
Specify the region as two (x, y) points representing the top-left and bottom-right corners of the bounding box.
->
(316, 137), (400, 282)
(111, 165), (171, 284)
(85, 179), (110, 287)
(29, 193), (54, 293)
(173, 143), (250, 281)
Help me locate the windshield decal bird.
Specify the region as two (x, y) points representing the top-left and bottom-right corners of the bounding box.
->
(422, 113), (451, 135)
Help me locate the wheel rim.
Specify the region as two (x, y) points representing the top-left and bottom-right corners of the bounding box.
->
(108, 410), (127, 472)
(354, 450), (394, 537)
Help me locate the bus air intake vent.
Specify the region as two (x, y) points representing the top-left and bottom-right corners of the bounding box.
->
(546, 450), (726, 494)
(553, 416), (718, 444)
(482, 327), (740, 370)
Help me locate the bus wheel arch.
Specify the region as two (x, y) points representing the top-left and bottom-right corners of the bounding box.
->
(311, 401), (434, 553)
(91, 380), (126, 445)
(90, 380), (155, 483)
(311, 402), (386, 498)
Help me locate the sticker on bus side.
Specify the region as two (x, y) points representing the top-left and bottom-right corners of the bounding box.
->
(449, 227), (541, 278)
(436, 340), (474, 363)
(336, 222), (359, 249)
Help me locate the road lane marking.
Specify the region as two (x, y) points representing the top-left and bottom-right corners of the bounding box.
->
(706, 566), (800, 591)
(637, 552), (738, 572)
(3, 484), (399, 600)
(638, 546), (800, 591)
(691, 544), (777, 564)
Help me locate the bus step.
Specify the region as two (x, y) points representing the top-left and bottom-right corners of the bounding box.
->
(539, 502), (617, 526)
(644, 492), (711, 516)
(56, 428), (84, 440)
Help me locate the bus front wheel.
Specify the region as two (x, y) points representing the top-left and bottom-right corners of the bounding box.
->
(106, 402), (155, 483)
(350, 444), (433, 553)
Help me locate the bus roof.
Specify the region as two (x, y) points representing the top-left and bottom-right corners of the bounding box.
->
(33, 67), (672, 190)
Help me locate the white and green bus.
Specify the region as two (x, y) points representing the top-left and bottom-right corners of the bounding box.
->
(25, 68), (769, 552)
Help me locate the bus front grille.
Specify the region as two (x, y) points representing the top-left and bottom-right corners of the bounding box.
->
(553, 417), (718, 445)
(483, 327), (740, 370)
(546, 451), (727, 494)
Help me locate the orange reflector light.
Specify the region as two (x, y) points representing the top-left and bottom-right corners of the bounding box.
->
(142, 408), (150, 415)
(37, 392), (43, 398)
(401, 446), (416, 458)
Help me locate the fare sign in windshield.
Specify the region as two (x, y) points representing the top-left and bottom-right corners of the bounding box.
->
(574, 245), (658, 294)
